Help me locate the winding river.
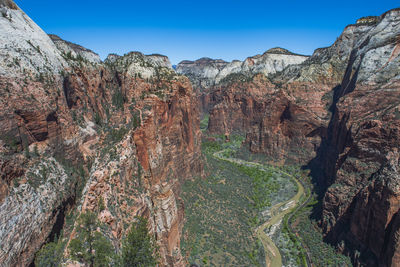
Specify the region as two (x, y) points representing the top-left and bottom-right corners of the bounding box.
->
(214, 150), (307, 267)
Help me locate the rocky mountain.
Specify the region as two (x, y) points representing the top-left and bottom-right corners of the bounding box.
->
(49, 34), (101, 64)
(0, 1), (201, 266)
(180, 8), (400, 267)
(2, 0), (400, 266)
(315, 9), (400, 266)
(176, 48), (309, 93)
(176, 57), (229, 91)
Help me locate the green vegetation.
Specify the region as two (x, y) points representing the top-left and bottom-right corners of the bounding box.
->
(131, 111), (141, 129)
(24, 145), (30, 159)
(290, 192), (353, 266)
(98, 196), (106, 212)
(35, 213), (158, 267)
(112, 88), (125, 110)
(218, 150), (305, 267)
(69, 211), (114, 267)
(235, 164), (280, 210)
(35, 238), (65, 267)
(181, 134), (264, 266)
(0, 132), (20, 152)
(258, 163), (352, 267)
(269, 167), (309, 266)
(107, 127), (129, 143)
(33, 145), (39, 157)
(219, 73), (253, 85)
(61, 51), (86, 62)
(230, 148), (352, 266)
(181, 134), (298, 266)
(120, 216), (158, 267)
(94, 112), (102, 126)
(200, 114), (209, 132)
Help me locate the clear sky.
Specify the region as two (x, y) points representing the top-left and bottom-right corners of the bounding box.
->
(14, 0), (399, 64)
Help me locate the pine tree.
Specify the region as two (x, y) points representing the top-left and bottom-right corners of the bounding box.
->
(34, 239), (63, 267)
(121, 216), (158, 267)
(69, 211), (114, 267)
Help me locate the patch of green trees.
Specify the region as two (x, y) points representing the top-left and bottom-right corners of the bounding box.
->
(35, 212), (158, 267)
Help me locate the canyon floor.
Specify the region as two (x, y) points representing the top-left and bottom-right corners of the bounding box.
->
(181, 116), (353, 267)
(1, 2), (400, 266)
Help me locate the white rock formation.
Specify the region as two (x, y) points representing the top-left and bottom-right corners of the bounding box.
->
(0, 2), (67, 77)
(176, 48), (309, 89)
(49, 34), (101, 64)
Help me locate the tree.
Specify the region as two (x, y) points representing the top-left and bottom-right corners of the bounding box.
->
(121, 216), (158, 267)
(35, 239), (64, 267)
(69, 211), (114, 267)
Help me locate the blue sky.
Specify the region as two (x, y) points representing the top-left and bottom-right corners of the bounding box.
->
(14, 0), (399, 64)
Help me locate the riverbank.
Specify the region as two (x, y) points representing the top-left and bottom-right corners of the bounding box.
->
(214, 150), (306, 267)
(181, 133), (351, 266)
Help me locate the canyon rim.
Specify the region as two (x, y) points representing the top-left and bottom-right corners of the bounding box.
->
(1, 1), (400, 266)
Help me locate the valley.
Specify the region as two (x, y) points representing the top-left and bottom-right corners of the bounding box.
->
(0, 1), (400, 266)
(181, 119), (351, 266)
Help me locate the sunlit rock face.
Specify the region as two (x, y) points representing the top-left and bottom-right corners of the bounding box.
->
(176, 48), (308, 91)
(176, 48), (309, 113)
(178, 8), (400, 266)
(316, 9), (400, 267)
(0, 1), (201, 266)
(1, 0), (400, 266)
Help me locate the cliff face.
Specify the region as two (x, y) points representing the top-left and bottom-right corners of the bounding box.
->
(178, 8), (400, 266)
(0, 2), (201, 266)
(242, 15), (378, 163)
(176, 57), (229, 92)
(176, 48), (309, 113)
(316, 9), (400, 266)
(181, 46), (327, 163)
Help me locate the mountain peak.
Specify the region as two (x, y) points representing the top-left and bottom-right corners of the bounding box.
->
(0, 0), (18, 9)
(264, 47), (307, 56)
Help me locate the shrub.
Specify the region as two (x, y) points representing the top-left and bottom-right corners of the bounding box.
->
(108, 127), (128, 143)
(120, 216), (158, 267)
(112, 89), (125, 110)
(132, 113), (141, 129)
(69, 211), (114, 267)
(33, 145), (39, 157)
(35, 239), (64, 267)
(98, 196), (106, 212)
(94, 112), (102, 126)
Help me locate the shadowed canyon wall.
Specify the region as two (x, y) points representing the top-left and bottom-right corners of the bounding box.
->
(1, 0), (400, 266)
(177, 8), (400, 267)
(0, 1), (201, 266)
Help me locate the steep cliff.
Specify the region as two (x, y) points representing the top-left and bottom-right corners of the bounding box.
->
(178, 8), (400, 267)
(315, 9), (400, 266)
(180, 45), (325, 163)
(0, 2), (201, 266)
(177, 48), (309, 113)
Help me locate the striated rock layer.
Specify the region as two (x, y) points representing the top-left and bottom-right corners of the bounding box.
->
(176, 47), (309, 113)
(314, 9), (400, 267)
(179, 8), (400, 267)
(0, 2), (201, 266)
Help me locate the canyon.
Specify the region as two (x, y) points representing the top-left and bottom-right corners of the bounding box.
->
(0, 0), (400, 266)
(0, 1), (201, 266)
(178, 8), (400, 267)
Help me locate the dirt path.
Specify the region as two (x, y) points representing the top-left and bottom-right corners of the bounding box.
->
(214, 150), (305, 267)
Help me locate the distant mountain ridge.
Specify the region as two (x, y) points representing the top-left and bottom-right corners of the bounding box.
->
(176, 47), (309, 90)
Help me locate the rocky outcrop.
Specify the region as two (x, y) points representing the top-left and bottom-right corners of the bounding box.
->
(178, 7), (400, 266)
(314, 8), (400, 266)
(0, 2), (201, 266)
(176, 48), (309, 113)
(181, 45), (329, 162)
(49, 34), (101, 64)
(177, 48), (308, 91)
(176, 58), (229, 91)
